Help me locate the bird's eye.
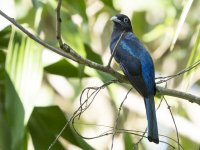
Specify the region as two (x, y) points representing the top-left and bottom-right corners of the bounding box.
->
(123, 18), (129, 23)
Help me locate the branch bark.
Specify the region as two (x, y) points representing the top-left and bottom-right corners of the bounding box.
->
(157, 86), (200, 105)
(0, 9), (199, 105)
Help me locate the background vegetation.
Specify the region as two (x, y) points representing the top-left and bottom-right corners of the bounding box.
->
(0, 0), (200, 149)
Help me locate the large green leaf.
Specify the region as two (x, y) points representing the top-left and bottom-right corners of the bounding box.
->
(6, 28), (43, 121)
(0, 107), (10, 150)
(4, 28), (43, 149)
(4, 73), (26, 150)
(44, 59), (89, 78)
(0, 46), (8, 150)
(28, 107), (65, 150)
(0, 50), (6, 82)
(28, 106), (94, 150)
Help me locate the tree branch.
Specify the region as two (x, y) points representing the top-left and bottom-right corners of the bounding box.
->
(0, 9), (125, 81)
(0, 10), (77, 62)
(157, 86), (200, 105)
(0, 9), (200, 105)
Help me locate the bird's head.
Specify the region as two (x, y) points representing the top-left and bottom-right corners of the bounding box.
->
(111, 14), (132, 32)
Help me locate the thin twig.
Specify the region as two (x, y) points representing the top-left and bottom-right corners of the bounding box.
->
(72, 85), (177, 149)
(156, 58), (200, 84)
(73, 121), (184, 149)
(48, 115), (73, 150)
(74, 85), (182, 149)
(0, 10), (77, 62)
(56, 0), (63, 47)
(133, 128), (147, 148)
(48, 80), (117, 149)
(163, 96), (181, 150)
(158, 82), (183, 150)
(79, 87), (97, 119)
(107, 30), (126, 67)
(111, 88), (132, 150)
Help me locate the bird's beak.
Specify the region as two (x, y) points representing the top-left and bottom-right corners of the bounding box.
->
(110, 16), (121, 24)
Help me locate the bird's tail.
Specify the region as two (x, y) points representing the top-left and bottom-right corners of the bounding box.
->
(144, 96), (159, 144)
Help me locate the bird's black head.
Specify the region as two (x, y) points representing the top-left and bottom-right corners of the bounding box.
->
(111, 14), (132, 32)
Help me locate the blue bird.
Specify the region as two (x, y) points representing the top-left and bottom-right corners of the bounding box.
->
(110, 14), (159, 144)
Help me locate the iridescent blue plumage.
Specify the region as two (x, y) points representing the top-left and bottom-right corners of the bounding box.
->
(110, 14), (159, 144)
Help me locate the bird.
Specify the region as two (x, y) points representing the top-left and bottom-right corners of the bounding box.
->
(110, 14), (159, 144)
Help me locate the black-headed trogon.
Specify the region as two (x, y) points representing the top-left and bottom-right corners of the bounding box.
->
(110, 14), (159, 144)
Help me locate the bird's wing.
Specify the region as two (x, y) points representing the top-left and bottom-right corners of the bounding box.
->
(121, 32), (156, 95)
(119, 58), (148, 97)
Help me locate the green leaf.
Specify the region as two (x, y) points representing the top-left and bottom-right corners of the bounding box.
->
(6, 28), (43, 120)
(5, 72), (26, 150)
(28, 106), (94, 150)
(4, 28), (43, 149)
(0, 106), (11, 150)
(0, 26), (12, 49)
(45, 59), (89, 78)
(0, 38), (8, 150)
(0, 50), (6, 62)
(0, 50), (6, 81)
(28, 107), (65, 150)
(85, 44), (103, 64)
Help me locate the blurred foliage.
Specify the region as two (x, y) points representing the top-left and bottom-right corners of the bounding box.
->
(0, 0), (200, 149)
(0, 25), (11, 49)
(44, 59), (89, 78)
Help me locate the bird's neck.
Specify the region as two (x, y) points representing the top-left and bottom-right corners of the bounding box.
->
(111, 26), (125, 40)
(111, 25), (133, 39)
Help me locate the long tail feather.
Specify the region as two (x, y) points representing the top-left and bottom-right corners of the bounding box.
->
(144, 96), (159, 144)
